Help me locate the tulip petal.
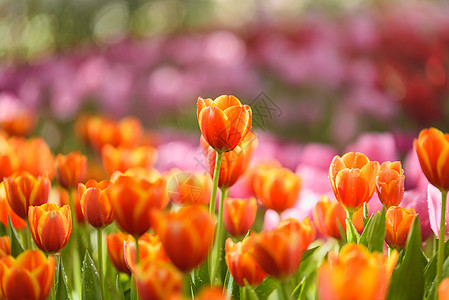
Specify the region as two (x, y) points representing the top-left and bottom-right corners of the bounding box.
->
(213, 95), (242, 111)
(223, 106), (251, 151)
(198, 106), (230, 151)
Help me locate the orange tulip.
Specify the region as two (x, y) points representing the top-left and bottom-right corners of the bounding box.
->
(318, 243), (398, 300)
(253, 167), (301, 213)
(0, 182), (27, 229)
(248, 218), (313, 279)
(110, 167), (161, 183)
(0, 136), (19, 181)
(0, 250), (55, 300)
(313, 196), (363, 239)
(79, 180), (114, 228)
(152, 205), (214, 272)
(225, 237), (266, 287)
(197, 95), (252, 153)
(134, 259), (182, 300)
(109, 175), (167, 237)
(0, 236), (10, 257)
(376, 161), (405, 207)
(223, 197), (257, 237)
(28, 203), (72, 253)
(0, 108), (35, 137)
(4, 172), (50, 220)
(102, 145), (157, 175)
(124, 233), (169, 272)
(9, 137), (55, 179)
(414, 127), (449, 191)
(239, 131), (258, 172)
(106, 232), (132, 274)
(55, 152), (87, 189)
(385, 206), (417, 249)
(438, 277), (449, 300)
(207, 144), (246, 189)
(165, 170), (212, 206)
(197, 287), (227, 300)
(329, 152), (380, 212)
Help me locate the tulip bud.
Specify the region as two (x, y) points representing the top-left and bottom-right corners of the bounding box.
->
(376, 161), (405, 207)
(79, 180), (114, 228)
(124, 233), (169, 272)
(55, 152), (87, 189)
(223, 197), (257, 237)
(0, 236), (10, 257)
(166, 170), (212, 206)
(0, 182), (26, 229)
(106, 232), (132, 274)
(385, 206), (417, 249)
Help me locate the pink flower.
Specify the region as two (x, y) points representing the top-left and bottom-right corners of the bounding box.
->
(428, 184), (449, 241)
(345, 132), (398, 163)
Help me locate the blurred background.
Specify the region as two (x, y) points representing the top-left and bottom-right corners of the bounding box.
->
(1, 0), (449, 153)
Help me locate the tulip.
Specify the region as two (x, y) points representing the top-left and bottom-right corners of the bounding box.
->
(277, 217), (316, 250)
(165, 170), (212, 206)
(134, 259), (182, 300)
(0, 182), (27, 229)
(0, 136), (18, 181)
(225, 237), (266, 287)
(414, 127), (449, 191)
(106, 232), (132, 274)
(0, 236), (10, 257)
(152, 205), (214, 272)
(253, 167), (301, 213)
(318, 243), (398, 300)
(79, 180), (114, 228)
(124, 233), (169, 272)
(101, 145), (157, 175)
(109, 175), (167, 237)
(223, 197), (257, 237)
(0, 108), (35, 137)
(197, 95), (252, 153)
(55, 152), (87, 189)
(28, 203), (72, 253)
(439, 277), (449, 300)
(312, 196), (363, 239)
(0, 250), (55, 300)
(238, 131), (259, 172)
(376, 161), (405, 207)
(207, 145), (246, 189)
(385, 206), (417, 249)
(110, 167), (161, 183)
(4, 172), (50, 220)
(197, 287), (227, 300)
(248, 218), (313, 279)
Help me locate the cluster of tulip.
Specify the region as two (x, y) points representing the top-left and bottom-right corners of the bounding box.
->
(1, 95), (449, 300)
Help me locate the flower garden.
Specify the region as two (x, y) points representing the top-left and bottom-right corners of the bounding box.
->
(1, 0), (449, 300)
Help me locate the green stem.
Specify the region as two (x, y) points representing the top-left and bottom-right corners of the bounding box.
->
(346, 210), (355, 243)
(52, 253), (59, 300)
(437, 190), (448, 285)
(280, 281), (291, 300)
(134, 236), (140, 265)
(209, 188), (228, 285)
(25, 220), (32, 250)
(209, 152), (223, 216)
(68, 189), (81, 297)
(97, 229), (105, 300)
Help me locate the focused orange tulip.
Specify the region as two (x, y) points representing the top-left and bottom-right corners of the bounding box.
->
(102, 145), (157, 175)
(197, 95), (252, 153)
(253, 167), (301, 213)
(9, 137), (55, 179)
(0, 136), (18, 181)
(223, 197), (257, 237)
(329, 152), (380, 212)
(414, 127), (449, 191)
(248, 219), (313, 279)
(0, 250), (55, 300)
(79, 180), (114, 228)
(0, 182), (27, 229)
(439, 277), (449, 300)
(4, 172), (50, 220)
(28, 203), (72, 253)
(385, 206), (417, 249)
(152, 205), (214, 272)
(318, 243), (398, 300)
(124, 233), (170, 272)
(55, 152), (87, 189)
(109, 175), (167, 237)
(0, 236), (10, 257)
(376, 161), (405, 207)
(134, 259), (182, 300)
(225, 237), (266, 287)
(313, 196), (363, 239)
(106, 232), (132, 274)
(165, 170), (212, 206)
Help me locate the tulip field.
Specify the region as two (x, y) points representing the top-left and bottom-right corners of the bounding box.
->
(2, 1), (449, 300)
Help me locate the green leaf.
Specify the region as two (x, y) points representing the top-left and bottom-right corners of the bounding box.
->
(115, 275), (125, 300)
(426, 241), (449, 299)
(55, 255), (70, 300)
(291, 277), (305, 300)
(359, 208), (386, 252)
(363, 202), (370, 228)
(243, 281), (260, 300)
(254, 277), (279, 299)
(224, 270), (239, 299)
(81, 251), (102, 300)
(8, 216), (24, 257)
(387, 216), (426, 300)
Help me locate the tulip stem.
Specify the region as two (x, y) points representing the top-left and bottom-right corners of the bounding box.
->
(209, 187), (228, 285)
(134, 236), (140, 264)
(25, 220), (32, 250)
(280, 281), (291, 300)
(209, 152), (223, 217)
(437, 190), (448, 285)
(97, 229), (105, 300)
(345, 211), (355, 243)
